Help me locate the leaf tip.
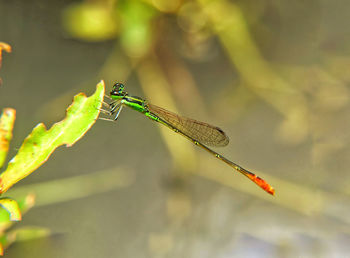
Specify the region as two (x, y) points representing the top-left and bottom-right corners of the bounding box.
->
(0, 198), (22, 222)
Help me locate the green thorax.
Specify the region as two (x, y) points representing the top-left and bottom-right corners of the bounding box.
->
(122, 96), (148, 113)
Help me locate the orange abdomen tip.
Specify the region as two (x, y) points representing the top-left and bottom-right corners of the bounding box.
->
(245, 172), (275, 195)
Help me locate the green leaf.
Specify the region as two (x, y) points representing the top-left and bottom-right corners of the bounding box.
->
(0, 81), (105, 194)
(0, 108), (16, 169)
(0, 193), (35, 229)
(0, 198), (21, 221)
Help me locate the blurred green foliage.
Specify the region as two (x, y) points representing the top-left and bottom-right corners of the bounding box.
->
(62, 2), (118, 41)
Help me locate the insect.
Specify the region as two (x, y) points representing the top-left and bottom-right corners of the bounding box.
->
(101, 82), (275, 195)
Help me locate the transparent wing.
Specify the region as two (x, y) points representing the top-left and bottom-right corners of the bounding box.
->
(147, 103), (229, 147)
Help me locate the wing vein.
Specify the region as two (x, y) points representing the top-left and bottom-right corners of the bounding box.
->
(147, 103), (229, 147)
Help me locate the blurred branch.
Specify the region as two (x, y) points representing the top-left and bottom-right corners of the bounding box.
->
(136, 55), (197, 173)
(156, 46), (208, 119)
(99, 47), (134, 84)
(197, 0), (310, 144)
(7, 167), (133, 207)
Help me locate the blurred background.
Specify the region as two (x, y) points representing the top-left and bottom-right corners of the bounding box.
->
(0, 0), (350, 257)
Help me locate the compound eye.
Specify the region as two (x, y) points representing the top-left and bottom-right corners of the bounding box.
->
(112, 82), (120, 89)
(117, 83), (124, 93)
(113, 82), (123, 90)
